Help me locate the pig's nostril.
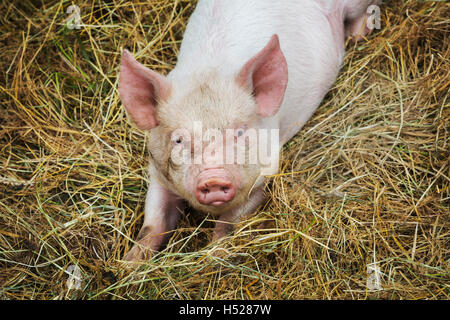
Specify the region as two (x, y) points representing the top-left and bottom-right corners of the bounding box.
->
(195, 176), (236, 206)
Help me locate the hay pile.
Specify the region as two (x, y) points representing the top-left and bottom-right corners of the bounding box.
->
(0, 0), (448, 299)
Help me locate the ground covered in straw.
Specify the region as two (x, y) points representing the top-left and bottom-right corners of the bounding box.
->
(0, 0), (448, 300)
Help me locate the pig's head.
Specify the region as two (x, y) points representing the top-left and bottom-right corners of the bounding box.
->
(119, 35), (288, 215)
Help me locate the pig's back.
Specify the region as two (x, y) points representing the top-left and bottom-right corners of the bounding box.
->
(170, 0), (347, 143)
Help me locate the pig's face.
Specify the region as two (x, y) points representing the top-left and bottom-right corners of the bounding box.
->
(119, 35), (288, 215)
(147, 73), (262, 214)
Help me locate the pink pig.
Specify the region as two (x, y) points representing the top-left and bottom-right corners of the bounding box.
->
(119, 0), (380, 261)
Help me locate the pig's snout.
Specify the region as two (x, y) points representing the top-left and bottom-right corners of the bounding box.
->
(195, 170), (236, 207)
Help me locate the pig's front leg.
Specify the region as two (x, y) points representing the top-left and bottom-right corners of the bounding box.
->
(125, 179), (183, 262)
(212, 187), (266, 242)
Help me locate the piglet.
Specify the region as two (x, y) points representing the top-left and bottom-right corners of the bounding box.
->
(119, 0), (380, 261)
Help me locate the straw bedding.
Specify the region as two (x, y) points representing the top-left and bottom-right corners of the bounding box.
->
(0, 0), (448, 299)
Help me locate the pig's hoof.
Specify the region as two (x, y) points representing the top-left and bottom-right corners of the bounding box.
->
(209, 246), (231, 259)
(122, 226), (156, 265)
(123, 245), (153, 265)
(208, 237), (232, 259)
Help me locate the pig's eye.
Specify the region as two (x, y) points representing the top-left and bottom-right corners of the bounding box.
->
(173, 136), (183, 144)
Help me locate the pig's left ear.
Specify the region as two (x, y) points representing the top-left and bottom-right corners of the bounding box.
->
(119, 49), (171, 130)
(236, 35), (288, 118)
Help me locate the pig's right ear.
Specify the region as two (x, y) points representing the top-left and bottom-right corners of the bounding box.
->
(118, 50), (171, 130)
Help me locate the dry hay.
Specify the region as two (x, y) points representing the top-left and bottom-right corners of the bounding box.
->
(0, 0), (448, 300)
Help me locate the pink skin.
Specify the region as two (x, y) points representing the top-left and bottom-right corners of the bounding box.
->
(236, 35), (288, 118)
(185, 129), (243, 208)
(195, 169), (237, 206)
(186, 164), (243, 209)
(118, 50), (170, 130)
